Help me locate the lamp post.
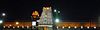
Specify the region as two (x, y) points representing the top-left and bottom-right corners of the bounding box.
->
(2, 13), (6, 16)
(0, 20), (3, 29)
(0, 13), (6, 30)
(1, 13), (6, 23)
(54, 9), (57, 12)
(0, 20), (3, 24)
(55, 19), (59, 23)
(1, 13), (6, 20)
(16, 22), (19, 25)
(53, 9), (61, 30)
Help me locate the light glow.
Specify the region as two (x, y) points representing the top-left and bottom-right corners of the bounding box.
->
(3, 26), (5, 28)
(57, 26), (58, 29)
(0, 20), (3, 24)
(38, 25), (52, 27)
(74, 26), (77, 29)
(13, 27), (15, 28)
(87, 26), (89, 29)
(22, 26), (24, 28)
(58, 11), (60, 13)
(81, 26), (83, 29)
(32, 21), (36, 26)
(2, 13), (6, 16)
(94, 27), (96, 29)
(68, 26), (71, 29)
(16, 22), (19, 25)
(32, 11), (39, 16)
(8, 26), (10, 28)
(17, 26), (19, 28)
(43, 7), (50, 10)
(55, 19), (59, 23)
(62, 26), (64, 28)
(27, 26), (29, 28)
(46, 8), (50, 10)
(9, 25), (12, 26)
(54, 9), (57, 12)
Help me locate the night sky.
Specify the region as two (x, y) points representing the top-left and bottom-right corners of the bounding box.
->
(0, 0), (100, 22)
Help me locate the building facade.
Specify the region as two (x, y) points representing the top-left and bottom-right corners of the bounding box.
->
(38, 7), (53, 30)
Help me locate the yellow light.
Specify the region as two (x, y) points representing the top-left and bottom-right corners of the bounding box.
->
(9, 25), (12, 26)
(62, 26), (64, 28)
(94, 27), (96, 29)
(38, 15), (39, 16)
(43, 7), (50, 10)
(46, 8), (50, 10)
(81, 26), (83, 29)
(33, 16), (36, 18)
(3, 26), (5, 28)
(87, 26), (89, 29)
(44, 27), (48, 30)
(16, 22), (19, 25)
(17, 26), (19, 28)
(13, 27), (15, 28)
(22, 26), (24, 28)
(27, 26), (29, 28)
(74, 26), (77, 29)
(68, 26), (71, 29)
(8, 26), (10, 28)
(43, 7), (47, 10)
(32, 11), (39, 16)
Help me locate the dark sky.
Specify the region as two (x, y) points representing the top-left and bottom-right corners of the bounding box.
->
(53, 0), (99, 22)
(0, 0), (100, 22)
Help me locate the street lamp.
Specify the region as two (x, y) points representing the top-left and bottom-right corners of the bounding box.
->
(32, 21), (36, 26)
(62, 26), (64, 28)
(58, 11), (60, 13)
(0, 20), (3, 24)
(16, 22), (19, 25)
(55, 19), (59, 23)
(54, 9), (57, 12)
(74, 26), (77, 29)
(81, 26), (83, 29)
(94, 26), (96, 29)
(2, 13), (6, 16)
(68, 26), (71, 29)
(87, 26), (89, 29)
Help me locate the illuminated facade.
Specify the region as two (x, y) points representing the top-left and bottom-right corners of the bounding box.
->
(38, 7), (53, 30)
(55, 22), (96, 29)
(3, 22), (32, 28)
